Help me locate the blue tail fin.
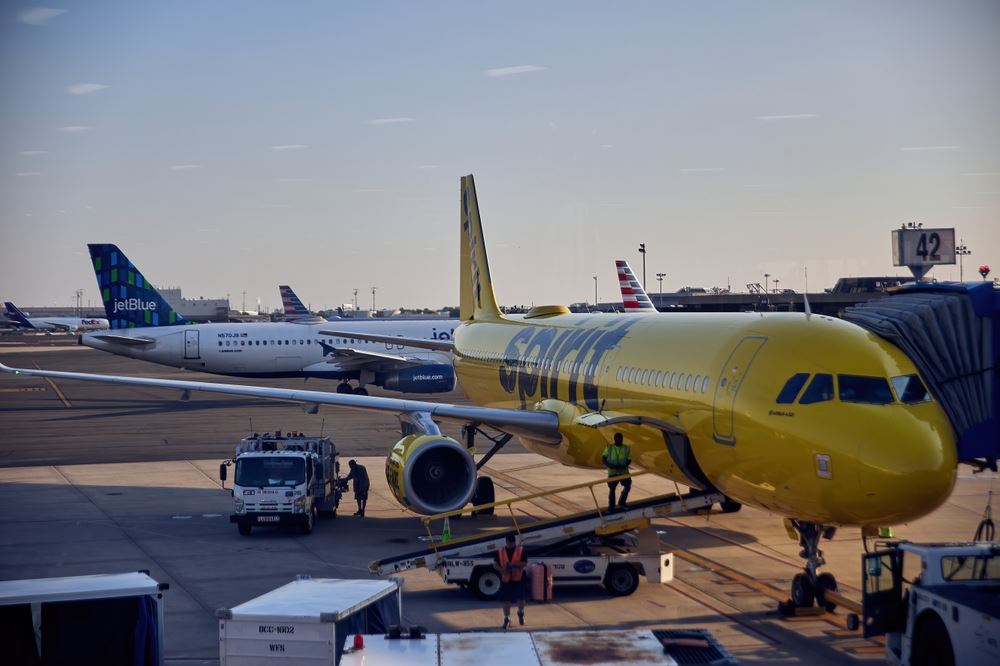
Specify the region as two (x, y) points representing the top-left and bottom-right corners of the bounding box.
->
(3, 302), (34, 328)
(87, 244), (186, 329)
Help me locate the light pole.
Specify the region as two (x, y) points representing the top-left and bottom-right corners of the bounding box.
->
(638, 243), (647, 289)
(656, 272), (666, 306)
(593, 275), (598, 308)
(773, 278), (780, 294)
(956, 239), (971, 281)
(371, 287), (377, 312)
(763, 273), (770, 294)
(353, 288), (359, 312)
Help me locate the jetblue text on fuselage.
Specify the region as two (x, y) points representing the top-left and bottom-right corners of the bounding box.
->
(113, 299), (158, 313)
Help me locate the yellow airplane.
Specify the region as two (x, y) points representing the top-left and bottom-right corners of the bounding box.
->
(0, 175), (957, 610)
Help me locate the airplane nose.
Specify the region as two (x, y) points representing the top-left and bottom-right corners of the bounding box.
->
(858, 414), (956, 524)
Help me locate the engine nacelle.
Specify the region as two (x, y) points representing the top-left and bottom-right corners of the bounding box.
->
(385, 435), (477, 515)
(377, 365), (455, 394)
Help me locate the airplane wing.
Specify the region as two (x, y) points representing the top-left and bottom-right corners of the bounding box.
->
(85, 334), (156, 347)
(0, 362), (560, 442)
(319, 329), (454, 352)
(38, 321), (72, 332)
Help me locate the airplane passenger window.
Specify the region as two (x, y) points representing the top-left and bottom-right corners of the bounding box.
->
(799, 374), (834, 404)
(655, 371), (662, 386)
(776, 373), (810, 404)
(642, 369), (650, 385)
(685, 375), (693, 391)
(891, 375), (932, 403)
(702, 376), (710, 394)
(670, 372), (677, 389)
(694, 375), (701, 391)
(838, 375), (894, 405)
(616, 367), (623, 381)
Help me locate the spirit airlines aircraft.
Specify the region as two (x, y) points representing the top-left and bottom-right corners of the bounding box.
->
(79, 244), (457, 395)
(1, 176), (957, 611)
(3, 301), (108, 332)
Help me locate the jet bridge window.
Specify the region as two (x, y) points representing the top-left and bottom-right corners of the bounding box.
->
(799, 373), (834, 404)
(891, 374), (932, 403)
(776, 373), (810, 404)
(838, 375), (894, 405)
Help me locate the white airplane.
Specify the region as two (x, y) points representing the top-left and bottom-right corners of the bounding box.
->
(79, 244), (457, 395)
(615, 260), (657, 311)
(279, 285), (327, 323)
(3, 301), (108, 332)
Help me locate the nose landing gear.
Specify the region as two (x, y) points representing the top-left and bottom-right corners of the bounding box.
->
(783, 520), (839, 613)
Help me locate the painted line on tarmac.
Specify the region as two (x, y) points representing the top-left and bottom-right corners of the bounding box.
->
(0, 386), (47, 393)
(32, 361), (72, 407)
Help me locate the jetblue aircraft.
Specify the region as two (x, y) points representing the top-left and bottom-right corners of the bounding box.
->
(3, 301), (108, 332)
(80, 244), (457, 394)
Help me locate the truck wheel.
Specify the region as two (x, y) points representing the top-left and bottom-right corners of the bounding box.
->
(237, 523), (252, 536)
(912, 613), (954, 666)
(719, 497), (742, 513)
(471, 568), (502, 599)
(471, 477), (495, 516)
(301, 508), (316, 535)
(815, 573), (838, 611)
(604, 564), (640, 596)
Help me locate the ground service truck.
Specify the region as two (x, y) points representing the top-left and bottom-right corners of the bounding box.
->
(220, 434), (341, 536)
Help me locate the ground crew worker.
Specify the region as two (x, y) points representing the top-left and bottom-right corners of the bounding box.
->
(602, 432), (632, 510)
(344, 460), (370, 517)
(494, 534), (527, 629)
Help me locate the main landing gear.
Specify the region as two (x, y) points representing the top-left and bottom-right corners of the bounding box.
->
(782, 520), (839, 614)
(336, 382), (368, 396)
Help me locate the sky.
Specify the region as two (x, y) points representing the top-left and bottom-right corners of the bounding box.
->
(2, 1), (998, 312)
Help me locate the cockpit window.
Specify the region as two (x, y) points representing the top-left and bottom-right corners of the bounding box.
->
(776, 373), (810, 404)
(891, 375), (932, 403)
(838, 375), (894, 405)
(799, 373), (834, 404)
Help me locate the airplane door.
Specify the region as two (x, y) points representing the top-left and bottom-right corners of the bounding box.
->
(184, 329), (200, 360)
(711, 336), (766, 445)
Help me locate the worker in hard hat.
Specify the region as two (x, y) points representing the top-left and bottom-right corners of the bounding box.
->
(494, 534), (527, 629)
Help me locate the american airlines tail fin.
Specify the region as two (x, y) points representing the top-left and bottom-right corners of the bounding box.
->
(615, 260), (656, 311)
(459, 175), (502, 322)
(3, 302), (35, 328)
(279, 285), (325, 323)
(87, 244), (187, 329)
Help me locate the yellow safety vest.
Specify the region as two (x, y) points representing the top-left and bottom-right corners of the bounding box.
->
(603, 444), (630, 476)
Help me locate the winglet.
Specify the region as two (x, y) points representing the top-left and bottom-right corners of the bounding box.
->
(615, 260), (656, 311)
(3, 302), (34, 328)
(459, 175), (502, 321)
(87, 244), (187, 329)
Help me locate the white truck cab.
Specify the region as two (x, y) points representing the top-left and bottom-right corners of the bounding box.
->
(220, 435), (341, 536)
(859, 541), (1000, 666)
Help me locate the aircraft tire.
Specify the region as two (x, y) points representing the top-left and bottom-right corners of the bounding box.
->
(353, 386), (369, 396)
(604, 564), (640, 596)
(237, 523), (252, 536)
(911, 612), (954, 666)
(471, 568), (502, 599)
(791, 573), (815, 607)
(336, 383), (352, 394)
(816, 572), (838, 611)
(471, 477), (496, 516)
(719, 497), (743, 513)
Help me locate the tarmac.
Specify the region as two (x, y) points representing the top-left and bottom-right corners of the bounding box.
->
(1, 335), (997, 664)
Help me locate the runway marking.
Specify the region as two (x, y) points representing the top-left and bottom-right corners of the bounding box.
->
(0, 386), (47, 393)
(32, 361), (71, 407)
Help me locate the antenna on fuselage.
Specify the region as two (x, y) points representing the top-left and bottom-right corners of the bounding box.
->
(803, 292), (813, 318)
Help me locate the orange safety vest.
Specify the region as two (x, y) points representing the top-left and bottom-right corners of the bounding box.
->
(498, 546), (525, 583)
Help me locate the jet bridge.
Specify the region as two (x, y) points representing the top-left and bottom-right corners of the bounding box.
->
(842, 281), (1000, 469)
(370, 473), (723, 576)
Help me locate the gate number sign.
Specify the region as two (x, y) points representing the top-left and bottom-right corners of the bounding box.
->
(892, 228), (956, 267)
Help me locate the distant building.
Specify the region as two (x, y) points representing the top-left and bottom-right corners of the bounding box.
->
(157, 287), (229, 323)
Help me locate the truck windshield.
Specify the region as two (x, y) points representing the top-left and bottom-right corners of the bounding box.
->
(235, 457), (305, 487)
(941, 553), (1000, 581)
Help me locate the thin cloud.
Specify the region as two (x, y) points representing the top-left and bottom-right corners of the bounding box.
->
(369, 117), (415, 125)
(59, 126), (91, 133)
(757, 113), (818, 121)
(485, 65), (546, 78)
(67, 83), (109, 95)
(901, 145), (959, 152)
(20, 150), (47, 156)
(679, 167), (726, 172)
(16, 172), (41, 177)
(18, 7), (66, 25)
(271, 144), (307, 151)
(170, 164), (202, 170)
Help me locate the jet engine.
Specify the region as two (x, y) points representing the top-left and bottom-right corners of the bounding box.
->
(385, 434), (477, 515)
(377, 365), (455, 394)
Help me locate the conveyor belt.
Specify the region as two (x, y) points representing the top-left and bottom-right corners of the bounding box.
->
(370, 489), (722, 575)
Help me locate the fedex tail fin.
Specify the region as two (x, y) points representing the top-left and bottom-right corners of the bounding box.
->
(615, 260), (656, 311)
(279, 285), (325, 322)
(459, 175), (502, 322)
(3, 302), (35, 328)
(87, 244), (187, 329)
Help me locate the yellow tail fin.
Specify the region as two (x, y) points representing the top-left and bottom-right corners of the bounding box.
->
(460, 175), (502, 321)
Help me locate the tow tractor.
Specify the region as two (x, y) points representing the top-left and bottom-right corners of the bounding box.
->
(219, 434), (341, 536)
(854, 540), (1000, 666)
(371, 472), (722, 598)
